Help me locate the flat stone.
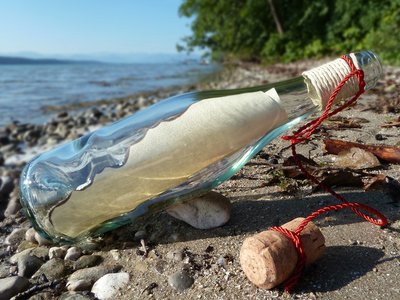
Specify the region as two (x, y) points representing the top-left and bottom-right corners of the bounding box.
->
(168, 270), (194, 291)
(91, 272), (130, 300)
(166, 192), (231, 229)
(32, 258), (67, 281)
(73, 255), (102, 270)
(18, 255), (44, 278)
(0, 276), (30, 300)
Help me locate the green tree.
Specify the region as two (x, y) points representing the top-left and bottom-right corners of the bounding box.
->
(178, 0), (400, 64)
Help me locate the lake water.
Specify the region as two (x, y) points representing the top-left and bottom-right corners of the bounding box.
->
(0, 62), (217, 125)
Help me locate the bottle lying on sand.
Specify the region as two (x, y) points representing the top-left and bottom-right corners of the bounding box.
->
(20, 51), (382, 243)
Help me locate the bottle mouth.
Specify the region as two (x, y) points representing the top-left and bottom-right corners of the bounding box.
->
(348, 50), (383, 90)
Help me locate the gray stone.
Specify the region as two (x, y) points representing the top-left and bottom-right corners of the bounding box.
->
(68, 266), (111, 284)
(166, 192), (232, 229)
(5, 228), (27, 246)
(59, 292), (92, 300)
(32, 258), (67, 281)
(18, 255), (44, 278)
(64, 247), (82, 261)
(168, 270), (194, 291)
(91, 272), (130, 300)
(0, 276), (29, 300)
(73, 255), (101, 270)
(66, 279), (92, 291)
(49, 247), (67, 260)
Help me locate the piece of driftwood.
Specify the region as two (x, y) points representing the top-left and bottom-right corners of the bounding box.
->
(324, 139), (400, 164)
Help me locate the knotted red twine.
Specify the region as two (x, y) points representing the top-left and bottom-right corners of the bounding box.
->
(272, 55), (388, 292)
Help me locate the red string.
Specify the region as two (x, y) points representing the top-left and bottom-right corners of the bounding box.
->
(272, 55), (388, 292)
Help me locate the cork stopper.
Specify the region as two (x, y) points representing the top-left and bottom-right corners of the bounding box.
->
(240, 217), (325, 289)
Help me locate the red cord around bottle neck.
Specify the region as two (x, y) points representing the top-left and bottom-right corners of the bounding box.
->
(273, 55), (388, 292)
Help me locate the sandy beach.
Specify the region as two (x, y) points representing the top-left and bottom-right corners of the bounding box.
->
(1, 59), (399, 299)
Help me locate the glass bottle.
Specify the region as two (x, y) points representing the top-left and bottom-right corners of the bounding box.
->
(19, 51), (382, 243)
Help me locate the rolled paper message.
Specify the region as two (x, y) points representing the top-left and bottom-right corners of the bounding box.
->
(240, 217), (325, 289)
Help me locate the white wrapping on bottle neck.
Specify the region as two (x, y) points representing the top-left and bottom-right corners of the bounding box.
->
(302, 55), (360, 110)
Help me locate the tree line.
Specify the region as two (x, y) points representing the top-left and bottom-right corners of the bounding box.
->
(178, 0), (400, 64)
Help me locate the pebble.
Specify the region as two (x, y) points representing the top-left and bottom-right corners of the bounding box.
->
(216, 256), (226, 267)
(32, 258), (67, 281)
(49, 246), (67, 259)
(166, 192), (231, 229)
(68, 266), (112, 285)
(91, 272), (130, 300)
(59, 292), (92, 300)
(166, 249), (184, 262)
(0, 276), (30, 300)
(17, 254), (44, 278)
(5, 228), (27, 246)
(65, 247), (82, 261)
(34, 231), (52, 246)
(73, 255), (102, 270)
(25, 228), (37, 243)
(168, 270), (194, 291)
(66, 279), (92, 291)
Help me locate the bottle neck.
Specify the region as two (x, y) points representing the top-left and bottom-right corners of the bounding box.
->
(268, 50), (382, 121)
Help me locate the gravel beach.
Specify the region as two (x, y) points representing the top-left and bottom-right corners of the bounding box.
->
(0, 59), (399, 299)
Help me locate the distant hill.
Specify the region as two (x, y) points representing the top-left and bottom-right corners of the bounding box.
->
(0, 56), (101, 65)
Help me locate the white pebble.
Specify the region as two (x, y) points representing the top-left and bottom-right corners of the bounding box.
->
(91, 272), (130, 300)
(166, 192), (231, 229)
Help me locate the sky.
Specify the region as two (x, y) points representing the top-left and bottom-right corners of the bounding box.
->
(0, 0), (192, 56)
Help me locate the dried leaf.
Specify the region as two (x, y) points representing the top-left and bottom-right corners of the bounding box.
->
(324, 139), (400, 164)
(333, 147), (380, 169)
(282, 154), (319, 179)
(315, 170), (364, 190)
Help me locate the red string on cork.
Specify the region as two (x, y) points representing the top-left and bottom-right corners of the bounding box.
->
(273, 55), (388, 292)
